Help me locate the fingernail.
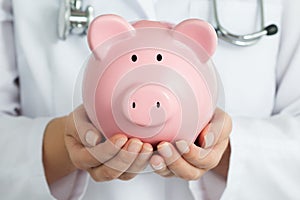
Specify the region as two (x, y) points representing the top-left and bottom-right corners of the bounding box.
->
(158, 143), (173, 158)
(151, 162), (165, 170)
(85, 130), (99, 146)
(128, 140), (143, 152)
(204, 132), (215, 148)
(143, 143), (153, 152)
(115, 137), (128, 148)
(151, 157), (165, 170)
(176, 140), (190, 154)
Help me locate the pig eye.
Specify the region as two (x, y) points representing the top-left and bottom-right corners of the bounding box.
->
(132, 102), (136, 108)
(131, 54), (138, 62)
(156, 54), (163, 61)
(156, 102), (161, 108)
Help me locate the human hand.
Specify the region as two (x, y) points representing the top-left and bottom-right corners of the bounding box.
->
(44, 105), (153, 184)
(65, 105), (154, 181)
(149, 108), (232, 180)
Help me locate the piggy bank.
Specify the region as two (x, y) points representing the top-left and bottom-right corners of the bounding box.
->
(82, 14), (219, 146)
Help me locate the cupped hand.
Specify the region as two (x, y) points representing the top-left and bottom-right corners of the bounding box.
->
(64, 105), (153, 181)
(149, 108), (232, 180)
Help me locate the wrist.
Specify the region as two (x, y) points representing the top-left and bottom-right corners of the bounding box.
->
(43, 116), (77, 185)
(212, 141), (231, 179)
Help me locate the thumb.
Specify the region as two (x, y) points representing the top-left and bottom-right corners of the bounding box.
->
(72, 105), (103, 147)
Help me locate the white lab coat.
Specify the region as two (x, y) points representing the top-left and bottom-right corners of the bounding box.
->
(0, 0), (299, 199)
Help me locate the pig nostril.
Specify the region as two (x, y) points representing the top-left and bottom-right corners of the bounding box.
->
(132, 102), (136, 108)
(156, 102), (160, 108)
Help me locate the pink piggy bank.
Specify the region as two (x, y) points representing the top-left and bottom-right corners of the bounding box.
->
(82, 14), (219, 146)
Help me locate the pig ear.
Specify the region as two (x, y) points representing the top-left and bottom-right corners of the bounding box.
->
(87, 14), (134, 51)
(173, 19), (217, 58)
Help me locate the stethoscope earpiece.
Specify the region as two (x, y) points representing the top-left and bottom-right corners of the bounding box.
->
(265, 24), (278, 36)
(58, 0), (94, 40)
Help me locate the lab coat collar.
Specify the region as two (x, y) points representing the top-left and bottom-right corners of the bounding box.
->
(134, 0), (157, 20)
(134, 0), (197, 21)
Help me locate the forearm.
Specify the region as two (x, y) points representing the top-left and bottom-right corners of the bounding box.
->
(43, 116), (77, 185)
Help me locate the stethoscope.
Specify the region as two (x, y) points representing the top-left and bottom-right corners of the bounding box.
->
(58, 0), (94, 40)
(58, 0), (278, 46)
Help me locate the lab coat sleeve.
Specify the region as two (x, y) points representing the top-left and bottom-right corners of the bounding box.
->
(0, 116), (54, 199)
(0, 116), (88, 200)
(221, 1), (300, 199)
(0, 1), (88, 199)
(0, 0), (19, 115)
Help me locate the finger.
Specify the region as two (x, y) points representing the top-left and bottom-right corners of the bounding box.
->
(88, 134), (128, 164)
(66, 133), (128, 169)
(149, 155), (174, 177)
(88, 139), (143, 182)
(199, 108), (232, 148)
(176, 139), (229, 169)
(69, 105), (103, 147)
(157, 142), (205, 180)
(119, 143), (153, 180)
(122, 143), (153, 174)
(64, 134), (101, 169)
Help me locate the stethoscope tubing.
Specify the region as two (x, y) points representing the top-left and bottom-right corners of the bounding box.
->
(213, 0), (278, 46)
(58, 0), (278, 46)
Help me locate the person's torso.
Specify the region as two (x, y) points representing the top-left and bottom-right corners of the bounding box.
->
(11, 0), (283, 199)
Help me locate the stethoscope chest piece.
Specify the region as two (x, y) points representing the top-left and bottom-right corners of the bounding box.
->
(58, 0), (94, 40)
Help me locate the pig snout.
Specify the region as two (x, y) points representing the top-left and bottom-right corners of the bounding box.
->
(123, 84), (179, 127)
